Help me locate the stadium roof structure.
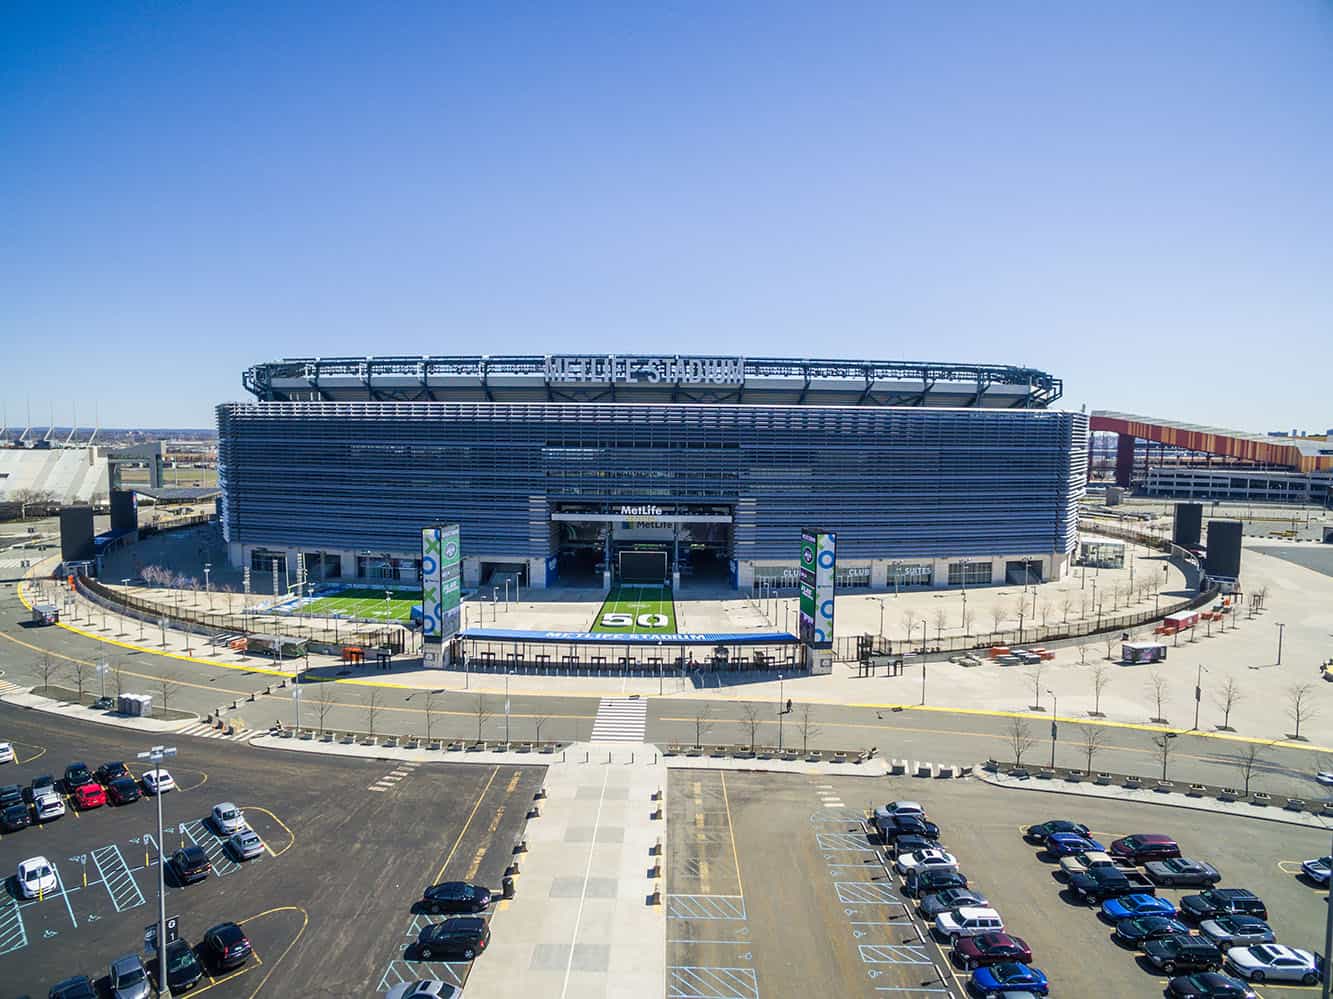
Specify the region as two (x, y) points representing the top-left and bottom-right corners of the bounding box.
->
(132, 485), (221, 502)
(242, 354), (1063, 408)
(1091, 410), (1333, 473)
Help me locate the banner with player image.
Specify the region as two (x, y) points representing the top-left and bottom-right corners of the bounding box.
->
(798, 528), (837, 648)
(420, 524), (462, 642)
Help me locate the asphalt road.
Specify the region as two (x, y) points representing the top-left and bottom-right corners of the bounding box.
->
(666, 770), (1332, 999)
(0, 703), (543, 998)
(2, 579), (1330, 801)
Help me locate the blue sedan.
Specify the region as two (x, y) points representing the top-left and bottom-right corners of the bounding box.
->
(1102, 893), (1177, 922)
(971, 962), (1049, 997)
(1045, 833), (1105, 857)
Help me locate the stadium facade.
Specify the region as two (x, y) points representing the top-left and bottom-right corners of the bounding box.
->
(217, 355), (1088, 591)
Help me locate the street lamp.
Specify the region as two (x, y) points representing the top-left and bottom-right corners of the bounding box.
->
(203, 563), (211, 593)
(777, 674), (784, 751)
(658, 639), (664, 695)
(1192, 664), (1207, 730)
(1047, 689), (1058, 768)
(136, 744), (177, 999)
(1275, 622), (1285, 666)
(504, 670), (511, 744)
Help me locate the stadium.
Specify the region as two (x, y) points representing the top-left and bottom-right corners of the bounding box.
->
(216, 354), (1087, 596)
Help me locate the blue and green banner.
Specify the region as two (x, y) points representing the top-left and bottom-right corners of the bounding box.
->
(421, 524), (462, 641)
(798, 528), (836, 648)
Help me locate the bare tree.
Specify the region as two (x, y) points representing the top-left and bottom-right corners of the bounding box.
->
(68, 660), (88, 705)
(1145, 667), (1168, 723)
(933, 608), (948, 644)
(1234, 742), (1266, 796)
(1006, 717), (1036, 768)
(422, 689), (439, 743)
(1028, 660), (1046, 711)
(901, 610), (919, 644)
(473, 694), (491, 744)
(1104, 631), (1118, 661)
(1060, 597), (1072, 625)
(533, 714), (550, 744)
(113, 663), (126, 699)
(693, 705), (713, 749)
(1076, 724), (1109, 774)
(1090, 663), (1111, 717)
(36, 652), (57, 692)
(739, 701), (762, 752)
(1038, 599), (1051, 627)
(961, 609), (974, 637)
(1286, 683), (1317, 741)
(365, 687), (382, 740)
(157, 675), (179, 715)
(991, 602), (1008, 638)
(1078, 643), (1090, 667)
(798, 704), (821, 754)
(1212, 677), (1242, 731)
(314, 683), (335, 736)
(1151, 732), (1176, 781)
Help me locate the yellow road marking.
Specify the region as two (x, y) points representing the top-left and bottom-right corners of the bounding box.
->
(719, 773), (744, 901)
(239, 805), (295, 859)
(431, 766), (499, 885)
(236, 905), (307, 999)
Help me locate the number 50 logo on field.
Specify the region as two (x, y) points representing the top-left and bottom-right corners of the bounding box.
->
(601, 612), (669, 628)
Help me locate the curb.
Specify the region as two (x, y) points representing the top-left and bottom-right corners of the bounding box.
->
(0, 690), (201, 733)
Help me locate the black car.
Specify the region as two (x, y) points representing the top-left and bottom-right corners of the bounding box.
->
(62, 763), (94, 792)
(415, 917), (491, 961)
(1166, 972), (1259, 998)
(47, 976), (96, 999)
(878, 813), (942, 842)
(95, 761), (130, 783)
(1144, 934), (1223, 975)
(1025, 819), (1091, 844)
(92, 696), (115, 710)
(107, 775), (141, 805)
(1180, 889), (1268, 922)
(0, 784), (22, 808)
(904, 867), (967, 898)
(170, 846), (212, 885)
(158, 938), (204, 991)
(890, 833), (941, 858)
(1113, 915), (1189, 948)
(420, 881), (493, 915)
(1068, 866), (1144, 904)
(25, 776), (54, 802)
(2, 802), (31, 832)
(203, 921), (252, 970)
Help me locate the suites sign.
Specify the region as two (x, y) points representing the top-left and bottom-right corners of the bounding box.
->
(545, 355), (744, 385)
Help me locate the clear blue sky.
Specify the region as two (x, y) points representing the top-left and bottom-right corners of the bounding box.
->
(4, 2), (1331, 432)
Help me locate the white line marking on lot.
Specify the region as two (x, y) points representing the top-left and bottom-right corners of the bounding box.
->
(52, 863), (78, 929)
(559, 763), (610, 999)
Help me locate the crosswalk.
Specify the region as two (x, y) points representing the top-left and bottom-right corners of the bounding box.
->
(590, 697), (648, 743)
(368, 761), (420, 792)
(175, 721), (260, 742)
(0, 679), (25, 697)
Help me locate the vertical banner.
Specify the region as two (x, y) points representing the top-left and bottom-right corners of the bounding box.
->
(798, 530), (818, 643)
(421, 523), (462, 643)
(798, 528), (837, 648)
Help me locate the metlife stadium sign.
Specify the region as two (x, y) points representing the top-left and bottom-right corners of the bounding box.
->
(544, 354), (744, 385)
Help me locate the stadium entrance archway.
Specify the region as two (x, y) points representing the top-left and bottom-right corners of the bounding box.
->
(550, 503), (733, 587)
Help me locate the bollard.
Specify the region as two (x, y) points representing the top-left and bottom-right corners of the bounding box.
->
(654, 752), (658, 765)
(649, 859), (662, 878)
(651, 837), (662, 856)
(231, 700), (239, 710)
(631, 751), (635, 764)
(505, 860), (520, 877)
(651, 803), (663, 820)
(514, 838), (528, 855)
(606, 751), (611, 765)
(502, 875), (515, 899)
(584, 751), (589, 764)
(648, 880), (662, 906)
(526, 804), (540, 819)
(652, 788), (663, 801)
(535, 787), (547, 800)
(247, 692), (255, 702)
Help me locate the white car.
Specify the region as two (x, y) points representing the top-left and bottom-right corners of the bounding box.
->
(881, 800), (925, 818)
(894, 848), (957, 876)
(211, 802), (246, 835)
(228, 829), (265, 861)
(1225, 944), (1323, 985)
(33, 790), (65, 822)
(384, 981), (459, 999)
(0, 741), (14, 764)
(934, 906), (1004, 942)
(1316, 771), (1333, 787)
(17, 856), (56, 899)
(142, 768), (175, 794)
(1300, 856), (1331, 885)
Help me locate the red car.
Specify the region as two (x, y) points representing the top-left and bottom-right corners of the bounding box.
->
(952, 932), (1033, 970)
(106, 776), (141, 806)
(72, 782), (106, 810)
(1109, 834), (1181, 864)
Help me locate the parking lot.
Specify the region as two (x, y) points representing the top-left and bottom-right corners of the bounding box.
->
(666, 770), (1331, 998)
(0, 704), (543, 997)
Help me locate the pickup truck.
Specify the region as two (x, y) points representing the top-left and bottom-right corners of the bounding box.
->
(1059, 850), (1137, 879)
(1067, 864), (1156, 904)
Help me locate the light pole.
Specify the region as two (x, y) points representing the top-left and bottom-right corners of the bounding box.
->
(874, 597), (887, 642)
(385, 590), (392, 621)
(97, 660), (108, 701)
(504, 579), (510, 609)
(1275, 622), (1285, 666)
(1047, 689), (1058, 768)
(504, 670), (511, 744)
(1192, 664), (1207, 730)
(658, 640), (664, 695)
(777, 674), (784, 751)
(1321, 826), (1333, 999)
(137, 744), (177, 999)
(293, 683), (301, 732)
(203, 563), (211, 594)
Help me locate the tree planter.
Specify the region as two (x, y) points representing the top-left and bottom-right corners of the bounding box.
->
(1093, 773), (1112, 785)
(1036, 770), (1054, 781)
(1064, 772), (1084, 783)
(1283, 798), (1306, 812)
(1123, 778), (1142, 790)
(1216, 788), (1239, 802)
(1186, 784), (1206, 798)
(540, 744), (556, 755)
(1251, 792), (1271, 807)
(1154, 781), (1172, 793)
(686, 748), (703, 758)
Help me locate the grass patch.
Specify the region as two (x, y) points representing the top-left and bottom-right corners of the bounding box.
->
(590, 584), (677, 634)
(298, 587), (421, 622)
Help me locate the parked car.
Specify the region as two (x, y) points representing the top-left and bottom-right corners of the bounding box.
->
(210, 802), (246, 835)
(33, 791), (65, 822)
(1300, 855), (1331, 885)
(1146, 858), (1222, 887)
(71, 782), (106, 810)
(880, 800), (925, 819)
(414, 917), (491, 960)
(420, 881), (493, 915)
(17, 856), (57, 898)
(107, 776), (141, 805)
(1059, 850), (1131, 879)
(0, 783), (22, 807)
(1166, 972), (1258, 998)
(920, 888), (988, 918)
(952, 932), (1031, 970)
(1025, 819), (1090, 844)
(96, 761), (130, 784)
(1144, 934), (1223, 975)
(228, 829), (265, 861)
(47, 977), (96, 999)
(1109, 834), (1181, 864)
(142, 768), (175, 794)
(1225, 944), (1323, 985)
(1198, 915), (1276, 951)
(156, 938), (204, 992)
(26, 775), (55, 802)
(62, 762), (94, 792)
(889, 833), (941, 859)
(0, 741), (13, 764)
(873, 810), (940, 842)
(1044, 833), (1104, 857)
(169, 846), (212, 885)
(1067, 864), (1156, 904)
(202, 921), (252, 971)
(1, 801), (30, 832)
(1180, 889), (1268, 922)
(904, 867), (967, 899)
(109, 953), (151, 999)
(1101, 893), (1177, 922)
(969, 962), (1049, 997)
(894, 848), (957, 876)
(1113, 915), (1189, 948)
(384, 982), (459, 999)
(934, 906), (1003, 943)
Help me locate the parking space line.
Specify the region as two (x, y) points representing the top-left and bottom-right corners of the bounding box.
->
(666, 894), (748, 920)
(91, 845), (146, 913)
(835, 882), (901, 905)
(667, 965), (760, 999)
(181, 819), (240, 876)
(0, 890), (27, 955)
(816, 831), (876, 852)
(51, 863), (78, 929)
(858, 943), (935, 965)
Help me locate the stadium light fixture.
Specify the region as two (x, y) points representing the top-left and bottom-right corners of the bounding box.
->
(137, 744), (177, 999)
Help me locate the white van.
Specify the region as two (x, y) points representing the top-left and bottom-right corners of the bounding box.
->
(934, 906), (1004, 942)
